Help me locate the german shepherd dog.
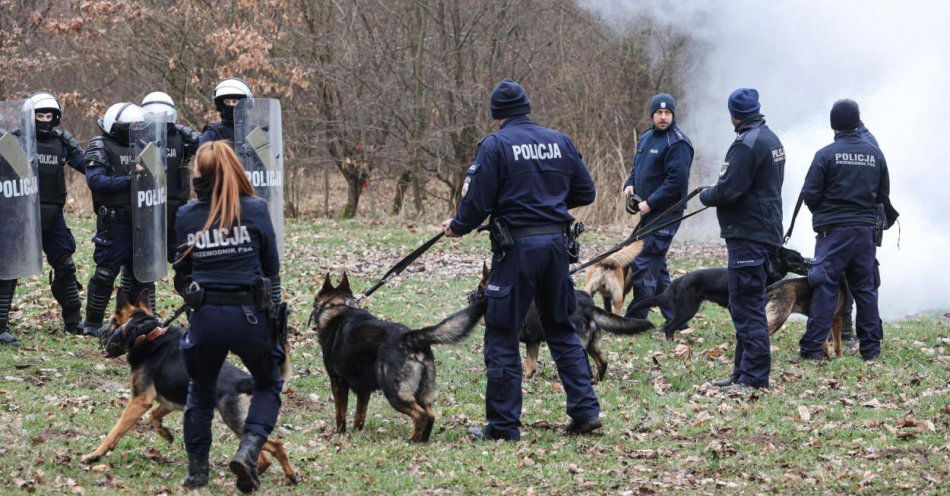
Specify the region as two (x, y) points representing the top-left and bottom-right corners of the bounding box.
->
(765, 276), (849, 358)
(85, 293), (298, 484)
(311, 273), (486, 442)
(626, 247), (811, 340)
(470, 262), (654, 382)
(582, 239), (645, 314)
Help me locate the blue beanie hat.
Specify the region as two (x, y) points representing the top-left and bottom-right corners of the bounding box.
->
(490, 79), (531, 119)
(649, 93), (676, 116)
(728, 88), (761, 118)
(830, 99), (860, 131)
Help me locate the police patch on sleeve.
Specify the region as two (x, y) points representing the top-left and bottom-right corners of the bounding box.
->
(719, 161), (729, 177)
(461, 176), (473, 197)
(467, 162), (480, 174)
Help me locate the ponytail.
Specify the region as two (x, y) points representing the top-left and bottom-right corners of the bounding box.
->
(176, 141), (254, 262)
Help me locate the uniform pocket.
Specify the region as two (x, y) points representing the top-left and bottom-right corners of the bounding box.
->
(484, 284), (512, 328)
(873, 259), (881, 289)
(179, 334), (198, 379)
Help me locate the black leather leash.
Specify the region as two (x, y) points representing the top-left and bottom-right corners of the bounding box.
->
(570, 206), (708, 275)
(362, 232), (445, 299)
(784, 193), (805, 245)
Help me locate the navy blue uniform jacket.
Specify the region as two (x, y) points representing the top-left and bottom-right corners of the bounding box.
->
(623, 123), (693, 228)
(700, 115), (785, 246)
(450, 116), (595, 234)
(174, 196), (279, 289)
(801, 131), (890, 231)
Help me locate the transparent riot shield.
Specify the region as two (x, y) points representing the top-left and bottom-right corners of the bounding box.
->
(234, 98), (284, 260)
(0, 99), (41, 280)
(130, 112), (168, 283)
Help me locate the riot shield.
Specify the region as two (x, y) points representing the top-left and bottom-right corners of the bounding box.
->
(234, 98), (284, 260)
(130, 112), (168, 283)
(0, 99), (41, 280)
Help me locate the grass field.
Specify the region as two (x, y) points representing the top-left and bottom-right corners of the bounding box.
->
(0, 216), (947, 495)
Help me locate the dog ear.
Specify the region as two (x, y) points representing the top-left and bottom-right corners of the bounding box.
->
(135, 288), (151, 310)
(479, 261), (490, 288)
(318, 272), (335, 296)
(338, 271), (352, 294)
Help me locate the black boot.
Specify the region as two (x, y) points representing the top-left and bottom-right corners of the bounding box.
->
(229, 432), (266, 493)
(83, 266), (118, 336)
(51, 259), (83, 334)
(181, 451), (210, 490)
(0, 280), (20, 347)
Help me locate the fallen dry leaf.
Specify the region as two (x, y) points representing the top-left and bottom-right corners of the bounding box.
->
(798, 405), (811, 422)
(673, 344), (692, 360)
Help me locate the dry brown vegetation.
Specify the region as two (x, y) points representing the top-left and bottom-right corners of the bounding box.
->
(1, 0), (699, 222)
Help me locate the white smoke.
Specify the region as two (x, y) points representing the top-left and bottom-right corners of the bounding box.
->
(580, 0), (950, 317)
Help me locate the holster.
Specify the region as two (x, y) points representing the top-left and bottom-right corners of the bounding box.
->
(487, 218), (514, 254)
(873, 215), (885, 247)
(567, 222), (585, 264)
(253, 277), (273, 312)
(183, 280), (205, 310)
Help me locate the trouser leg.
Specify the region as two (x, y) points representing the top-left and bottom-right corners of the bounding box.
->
(844, 228), (882, 359)
(534, 237), (599, 423)
(230, 306), (285, 439)
(482, 246), (532, 441)
(181, 307), (230, 457)
(800, 229), (850, 358)
(726, 239), (773, 388)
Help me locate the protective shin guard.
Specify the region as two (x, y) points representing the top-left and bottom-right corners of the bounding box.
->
(51, 259), (83, 332)
(230, 432), (266, 493)
(0, 280), (16, 330)
(84, 266), (118, 330)
(119, 267), (134, 302)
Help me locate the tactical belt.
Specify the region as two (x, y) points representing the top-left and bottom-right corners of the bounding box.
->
(203, 290), (256, 306)
(509, 224), (566, 239)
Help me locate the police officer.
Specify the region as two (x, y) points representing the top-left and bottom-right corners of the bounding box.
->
(141, 91), (200, 262)
(174, 141), (283, 492)
(0, 92), (86, 344)
(797, 100), (892, 362)
(441, 79), (601, 440)
(82, 103), (155, 336)
(700, 88), (785, 390)
(835, 108), (879, 348)
(198, 78), (253, 146)
(622, 93), (693, 322)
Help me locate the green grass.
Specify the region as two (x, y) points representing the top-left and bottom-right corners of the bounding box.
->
(0, 216), (947, 494)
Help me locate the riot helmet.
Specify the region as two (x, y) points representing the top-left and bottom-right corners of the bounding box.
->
(142, 91), (178, 124)
(212, 78), (253, 121)
(29, 91), (62, 137)
(99, 102), (145, 144)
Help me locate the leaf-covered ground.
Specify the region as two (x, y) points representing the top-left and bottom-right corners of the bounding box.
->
(0, 217), (947, 495)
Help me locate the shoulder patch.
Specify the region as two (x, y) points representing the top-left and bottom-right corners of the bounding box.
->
(467, 162), (480, 175)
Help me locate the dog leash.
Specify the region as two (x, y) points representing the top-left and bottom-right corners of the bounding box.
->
(783, 193), (805, 245)
(361, 232), (446, 299)
(569, 187), (709, 275)
(161, 303), (190, 328)
(570, 205), (709, 275)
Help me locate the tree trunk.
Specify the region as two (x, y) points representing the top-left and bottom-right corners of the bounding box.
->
(342, 173), (362, 219)
(392, 169), (412, 214)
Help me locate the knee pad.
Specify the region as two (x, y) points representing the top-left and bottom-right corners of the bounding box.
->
(90, 266), (119, 287)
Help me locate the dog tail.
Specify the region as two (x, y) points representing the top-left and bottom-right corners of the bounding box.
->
(592, 308), (654, 335)
(625, 288), (671, 313)
(280, 341), (293, 381)
(404, 301), (486, 349)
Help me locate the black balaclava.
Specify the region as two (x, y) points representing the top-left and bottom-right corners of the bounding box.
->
(192, 176), (213, 200)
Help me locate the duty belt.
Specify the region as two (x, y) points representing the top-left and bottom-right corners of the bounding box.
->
(509, 224), (566, 239)
(202, 290), (256, 306)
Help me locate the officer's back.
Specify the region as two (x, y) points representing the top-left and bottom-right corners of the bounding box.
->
(803, 132), (887, 230)
(175, 194), (277, 289)
(483, 116), (593, 226)
(704, 113), (785, 247)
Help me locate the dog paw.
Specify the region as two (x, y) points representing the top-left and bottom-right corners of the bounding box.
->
(156, 428), (174, 444)
(286, 474), (299, 485)
(81, 453), (101, 464)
